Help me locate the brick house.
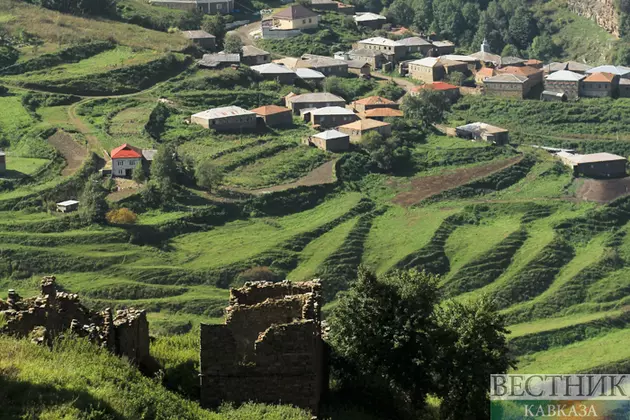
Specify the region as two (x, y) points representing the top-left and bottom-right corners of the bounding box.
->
(182, 30), (216, 50)
(272, 5), (319, 30)
(356, 37), (406, 61)
(308, 129), (350, 151)
(483, 73), (531, 99)
(285, 92), (346, 114)
(407, 57), (467, 83)
(111, 144), (143, 178)
(544, 70), (585, 100)
(350, 95), (399, 113)
(581, 72), (619, 98)
(191, 106), (257, 131)
(250, 63), (296, 84)
(310, 106), (358, 128)
(251, 105), (293, 127)
(338, 119), (392, 142)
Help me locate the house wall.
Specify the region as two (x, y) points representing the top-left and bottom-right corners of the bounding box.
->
(434, 45), (455, 55)
(620, 84), (630, 97)
(192, 114), (257, 131)
(358, 43), (405, 60)
(261, 24), (302, 39)
(112, 157), (142, 177)
(544, 79), (581, 100)
(311, 113), (358, 128)
(484, 82), (525, 99)
(263, 111), (293, 127)
(0, 155), (5, 173)
(581, 81), (615, 97)
(242, 54), (271, 66)
(311, 136), (350, 151)
(258, 72), (296, 84)
(353, 102), (398, 113)
(273, 16), (320, 30)
(357, 20), (384, 30)
(444, 62), (469, 76)
(198, 0), (234, 14)
(340, 124), (392, 142)
(576, 160), (627, 178)
(309, 64), (348, 77)
(408, 63), (443, 83)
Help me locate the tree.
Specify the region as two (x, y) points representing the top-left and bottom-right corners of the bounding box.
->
(132, 164), (146, 184)
(202, 14), (226, 42)
(373, 81), (405, 101)
(223, 33), (243, 54)
(434, 297), (515, 420)
(529, 34), (558, 62)
(401, 89), (451, 128)
(145, 103), (171, 141)
(508, 6), (536, 50)
(150, 143), (178, 203)
(615, 41), (630, 66)
(446, 71), (465, 86)
(500, 44), (520, 57)
(194, 157), (224, 192)
(79, 174), (108, 223)
(328, 268), (440, 413)
(106, 208), (137, 225)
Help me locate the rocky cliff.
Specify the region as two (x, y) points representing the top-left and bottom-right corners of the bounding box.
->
(567, 0), (619, 37)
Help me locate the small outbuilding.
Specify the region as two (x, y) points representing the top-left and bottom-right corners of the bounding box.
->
(182, 30), (216, 50)
(310, 106), (358, 128)
(308, 129), (350, 152)
(251, 105), (293, 127)
(197, 53), (240, 69)
(338, 118), (391, 142)
(556, 152), (628, 178)
(362, 107), (404, 120)
(241, 45), (271, 66)
(541, 90), (568, 102)
(250, 63), (296, 84)
(295, 68), (326, 83)
(56, 200), (79, 213)
(455, 122), (509, 145)
(191, 106), (257, 131)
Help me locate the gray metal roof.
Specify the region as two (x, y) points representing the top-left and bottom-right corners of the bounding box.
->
(251, 63), (295, 74)
(198, 53), (240, 67)
(182, 30), (215, 39)
(192, 106), (255, 120)
(313, 129), (348, 140)
(311, 106), (355, 116)
(484, 73), (528, 83)
(546, 70), (585, 82)
(288, 92), (345, 104)
(586, 65), (630, 76)
(295, 68), (326, 79)
(242, 45), (269, 57)
(395, 36), (432, 47)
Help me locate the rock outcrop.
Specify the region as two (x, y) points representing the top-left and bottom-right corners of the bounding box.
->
(568, 0), (619, 37)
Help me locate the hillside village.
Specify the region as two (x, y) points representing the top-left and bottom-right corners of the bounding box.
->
(3, 0), (630, 418)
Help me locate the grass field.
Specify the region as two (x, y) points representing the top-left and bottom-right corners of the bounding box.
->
(3, 156), (50, 176)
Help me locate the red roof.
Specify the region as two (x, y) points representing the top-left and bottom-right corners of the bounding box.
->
(111, 143), (142, 159)
(584, 72), (617, 83)
(413, 82), (459, 92)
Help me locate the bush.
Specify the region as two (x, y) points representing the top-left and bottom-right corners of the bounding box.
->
(236, 266), (280, 284)
(106, 208), (138, 225)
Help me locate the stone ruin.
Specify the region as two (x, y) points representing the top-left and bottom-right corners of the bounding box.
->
(0, 276), (151, 370)
(199, 280), (326, 414)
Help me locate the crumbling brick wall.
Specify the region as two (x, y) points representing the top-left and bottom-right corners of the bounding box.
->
(0, 276), (151, 368)
(200, 280), (326, 413)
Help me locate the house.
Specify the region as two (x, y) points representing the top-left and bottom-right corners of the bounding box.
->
(441, 54), (479, 70)
(410, 82), (460, 101)
(431, 40), (455, 55)
(357, 37), (406, 61)
(541, 90), (568, 102)
(56, 200), (79, 213)
(285, 92), (346, 114)
(545, 61), (593, 74)
(0, 151), (4, 174)
(272, 5), (319, 30)
(586, 65), (630, 79)
(499, 56), (526, 67)
(338, 119), (392, 142)
(343, 49), (387, 69)
(354, 12), (386, 29)
(455, 122), (509, 145)
(351, 96), (399, 113)
(241, 45), (271, 66)
(309, 0), (338, 11)
(524, 59), (543, 69)
(407, 57), (467, 83)
(544, 70), (585, 100)
(336, 2), (355, 14)
(197, 53), (240, 69)
(111, 144), (143, 177)
(499, 65), (544, 86)
(619, 78), (630, 98)
(182, 30), (216, 50)
(361, 107), (404, 120)
(475, 67), (496, 85)
(191, 106), (257, 131)
(581, 72), (619, 98)
(556, 152), (627, 178)
(251, 105), (293, 127)
(295, 68), (326, 83)
(308, 129), (350, 152)
(310, 106), (358, 128)
(483, 73), (531, 99)
(149, 0), (234, 14)
(276, 55), (348, 76)
(469, 39), (501, 67)
(347, 60), (371, 76)
(396, 37), (433, 57)
(250, 63), (296, 84)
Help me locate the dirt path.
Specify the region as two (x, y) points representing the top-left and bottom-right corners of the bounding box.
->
(233, 20), (261, 46)
(392, 156), (523, 207)
(250, 159), (337, 194)
(47, 130), (88, 176)
(371, 72), (417, 92)
(67, 99), (111, 161)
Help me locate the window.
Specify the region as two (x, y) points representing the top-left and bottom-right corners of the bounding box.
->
(303, 19), (306, 24)
(217, 3), (222, 9)
(308, 18), (312, 23)
(117, 161), (122, 166)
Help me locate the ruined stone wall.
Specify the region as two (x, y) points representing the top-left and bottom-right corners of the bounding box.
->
(200, 280), (325, 413)
(568, 0), (620, 37)
(0, 276), (150, 368)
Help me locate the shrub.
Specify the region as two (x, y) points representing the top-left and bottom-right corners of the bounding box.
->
(106, 208), (138, 225)
(236, 266), (280, 284)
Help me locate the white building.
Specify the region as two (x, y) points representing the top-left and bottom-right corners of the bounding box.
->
(111, 144), (143, 178)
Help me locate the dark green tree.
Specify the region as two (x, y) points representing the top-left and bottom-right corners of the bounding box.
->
(150, 143), (178, 203)
(195, 157), (224, 192)
(508, 6), (536, 50)
(145, 103), (171, 141)
(529, 34), (558, 62)
(401, 89), (451, 128)
(223, 33), (243, 54)
(79, 174), (108, 223)
(202, 14), (226, 43)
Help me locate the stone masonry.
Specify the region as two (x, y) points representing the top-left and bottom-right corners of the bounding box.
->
(0, 276), (151, 369)
(200, 280), (326, 413)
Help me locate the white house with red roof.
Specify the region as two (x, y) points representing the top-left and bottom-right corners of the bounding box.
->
(111, 144), (144, 177)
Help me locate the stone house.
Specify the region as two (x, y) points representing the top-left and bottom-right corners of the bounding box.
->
(250, 63), (296, 84)
(356, 37), (406, 61)
(272, 5), (319, 30)
(353, 12), (386, 29)
(241, 45), (271, 66)
(455, 122), (509, 145)
(347, 60), (371, 76)
(351, 95), (399, 113)
(556, 152), (627, 178)
(344, 49), (387, 69)
(309, 0), (338, 11)
(197, 53), (240, 69)
(149, 0), (234, 14)
(310, 106), (358, 128)
(199, 281), (326, 413)
(182, 30), (216, 50)
(619, 78), (630, 97)
(285, 92), (346, 114)
(308, 129), (350, 152)
(276, 55), (348, 77)
(545, 61), (593, 74)
(395, 36), (433, 57)
(361, 108), (403, 120)
(338, 118), (392, 142)
(407, 57), (467, 83)
(251, 105), (293, 127)
(191, 106), (257, 131)
(410, 82), (460, 101)
(499, 65), (544, 87)
(544, 70), (585, 100)
(475, 67), (496, 85)
(581, 72), (619, 98)
(431, 40), (455, 55)
(483, 73), (531, 99)
(111, 143), (143, 178)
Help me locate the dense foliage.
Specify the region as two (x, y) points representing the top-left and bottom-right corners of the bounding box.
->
(27, 0), (117, 16)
